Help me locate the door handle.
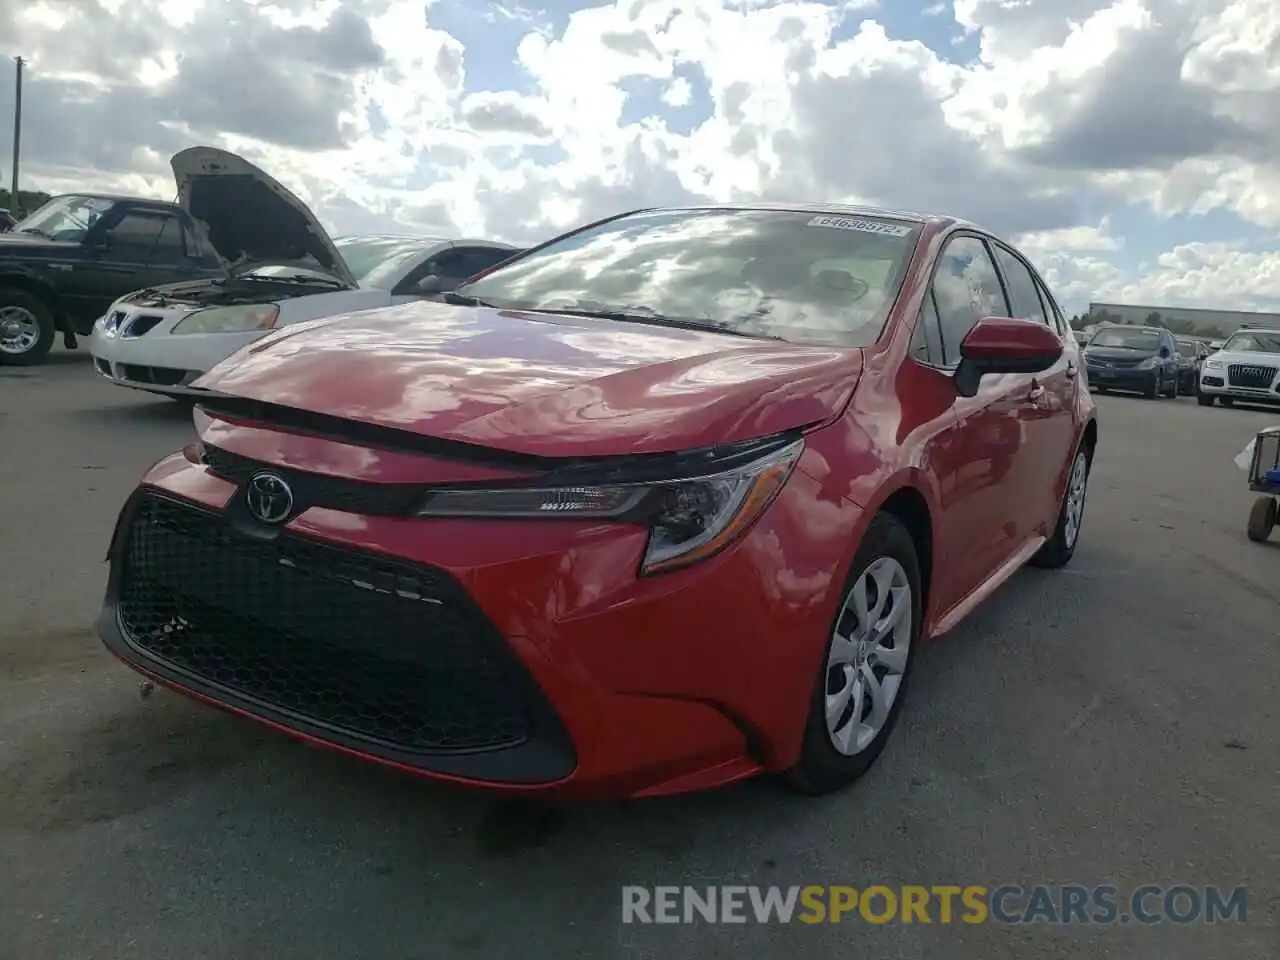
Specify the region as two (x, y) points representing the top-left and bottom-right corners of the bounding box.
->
(1065, 362), (1077, 379)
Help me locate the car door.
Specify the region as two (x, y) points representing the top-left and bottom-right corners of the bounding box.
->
(143, 213), (219, 286)
(921, 233), (1031, 610)
(68, 209), (176, 324)
(989, 243), (1078, 532)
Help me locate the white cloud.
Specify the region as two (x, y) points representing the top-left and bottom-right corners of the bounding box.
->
(3, 0), (1280, 316)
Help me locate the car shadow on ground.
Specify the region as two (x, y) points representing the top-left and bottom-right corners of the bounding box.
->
(65, 394), (196, 427)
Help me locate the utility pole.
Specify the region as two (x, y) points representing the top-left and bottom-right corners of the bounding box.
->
(10, 56), (23, 214)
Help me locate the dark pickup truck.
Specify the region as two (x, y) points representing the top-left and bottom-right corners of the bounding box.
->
(0, 193), (224, 365)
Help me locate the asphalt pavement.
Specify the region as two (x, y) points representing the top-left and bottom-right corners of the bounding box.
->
(2, 347), (1278, 959)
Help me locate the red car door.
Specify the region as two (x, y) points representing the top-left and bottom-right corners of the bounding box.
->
(989, 243), (1079, 533)
(920, 234), (1034, 612)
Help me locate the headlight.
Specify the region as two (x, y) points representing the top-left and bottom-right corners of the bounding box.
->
(1137, 357), (1157, 370)
(1204, 358), (1223, 369)
(414, 437), (804, 575)
(170, 304), (280, 335)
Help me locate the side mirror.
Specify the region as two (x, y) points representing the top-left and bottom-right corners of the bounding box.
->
(954, 317), (1064, 398)
(414, 274), (445, 295)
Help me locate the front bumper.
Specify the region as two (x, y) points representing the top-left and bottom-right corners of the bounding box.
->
(88, 314), (263, 393)
(1198, 366), (1280, 403)
(1085, 363), (1158, 392)
(97, 450), (863, 801)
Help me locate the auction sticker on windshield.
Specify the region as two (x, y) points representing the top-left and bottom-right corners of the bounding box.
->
(807, 215), (913, 237)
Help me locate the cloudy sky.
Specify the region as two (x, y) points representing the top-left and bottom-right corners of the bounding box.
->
(1, 0), (1277, 315)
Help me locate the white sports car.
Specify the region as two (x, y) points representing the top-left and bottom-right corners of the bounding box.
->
(1197, 328), (1280, 407)
(89, 146), (520, 396)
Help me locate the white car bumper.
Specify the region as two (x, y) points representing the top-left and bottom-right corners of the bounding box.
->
(88, 305), (265, 394)
(1199, 361), (1280, 403)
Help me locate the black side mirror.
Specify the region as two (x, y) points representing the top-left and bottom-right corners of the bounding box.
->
(414, 274), (445, 295)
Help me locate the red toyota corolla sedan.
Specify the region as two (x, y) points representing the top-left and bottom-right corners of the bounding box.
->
(97, 203), (1098, 801)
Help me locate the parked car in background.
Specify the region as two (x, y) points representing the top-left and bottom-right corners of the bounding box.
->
(1083, 324), (1180, 398)
(1174, 336), (1208, 395)
(91, 220), (522, 396)
(98, 202), (1098, 801)
(0, 192), (226, 364)
(1197, 328), (1280, 407)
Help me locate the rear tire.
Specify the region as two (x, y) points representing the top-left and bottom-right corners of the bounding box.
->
(1247, 497), (1276, 542)
(0, 288), (56, 366)
(785, 513), (923, 796)
(1031, 443), (1092, 569)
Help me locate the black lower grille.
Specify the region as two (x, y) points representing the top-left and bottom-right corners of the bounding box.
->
(115, 493), (540, 754)
(1228, 364), (1277, 389)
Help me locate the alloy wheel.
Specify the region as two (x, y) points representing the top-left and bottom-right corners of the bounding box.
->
(824, 557), (913, 756)
(0, 305), (41, 356)
(1063, 450), (1089, 549)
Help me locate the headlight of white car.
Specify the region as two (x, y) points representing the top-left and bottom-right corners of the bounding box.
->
(1203, 358), (1223, 370)
(170, 304), (280, 335)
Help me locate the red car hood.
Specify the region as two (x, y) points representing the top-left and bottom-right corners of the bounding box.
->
(194, 302), (863, 458)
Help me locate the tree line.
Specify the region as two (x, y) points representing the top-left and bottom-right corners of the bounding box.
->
(1066, 309), (1222, 340)
(0, 189), (53, 216)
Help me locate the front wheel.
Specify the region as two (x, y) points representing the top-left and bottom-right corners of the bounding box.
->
(785, 513), (923, 795)
(1031, 444), (1091, 569)
(1197, 393), (1214, 407)
(0, 288), (56, 365)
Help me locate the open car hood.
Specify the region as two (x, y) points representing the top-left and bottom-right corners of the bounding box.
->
(170, 146), (358, 288)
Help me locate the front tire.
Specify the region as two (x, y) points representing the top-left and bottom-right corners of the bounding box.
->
(0, 288), (56, 365)
(785, 513), (923, 796)
(1197, 393), (1214, 407)
(1031, 443), (1092, 569)
(1144, 374), (1160, 399)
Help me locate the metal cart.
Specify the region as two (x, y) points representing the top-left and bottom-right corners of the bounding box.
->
(1245, 426), (1280, 542)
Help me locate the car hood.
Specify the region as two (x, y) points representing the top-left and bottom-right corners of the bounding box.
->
(1084, 346), (1158, 361)
(0, 232), (79, 255)
(1208, 350), (1280, 366)
(170, 146), (358, 289)
(192, 302), (863, 458)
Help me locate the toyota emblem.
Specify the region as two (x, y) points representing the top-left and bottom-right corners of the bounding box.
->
(245, 472), (295, 525)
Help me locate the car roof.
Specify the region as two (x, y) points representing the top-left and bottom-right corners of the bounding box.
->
(54, 192), (174, 206)
(1227, 328), (1280, 336)
(625, 201), (984, 232)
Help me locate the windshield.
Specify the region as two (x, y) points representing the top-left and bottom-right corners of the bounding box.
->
(1089, 327), (1162, 351)
(333, 236), (443, 288)
(17, 195), (117, 241)
(455, 208), (922, 347)
(1222, 331), (1280, 354)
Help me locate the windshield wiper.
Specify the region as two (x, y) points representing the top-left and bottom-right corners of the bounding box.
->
(443, 292), (500, 307)
(529, 307), (786, 341)
(246, 273), (346, 288)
